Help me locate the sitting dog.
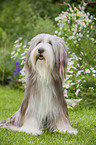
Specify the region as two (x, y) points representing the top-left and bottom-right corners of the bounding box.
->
(0, 34), (78, 135)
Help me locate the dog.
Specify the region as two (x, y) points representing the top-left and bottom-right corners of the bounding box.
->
(0, 34), (78, 135)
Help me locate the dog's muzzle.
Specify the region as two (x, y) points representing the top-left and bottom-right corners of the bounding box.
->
(37, 48), (45, 60)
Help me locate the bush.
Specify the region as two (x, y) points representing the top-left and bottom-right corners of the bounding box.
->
(0, 49), (14, 85)
(32, 16), (56, 37)
(55, 2), (96, 99)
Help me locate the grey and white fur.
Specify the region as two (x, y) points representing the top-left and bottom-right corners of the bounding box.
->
(0, 34), (78, 135)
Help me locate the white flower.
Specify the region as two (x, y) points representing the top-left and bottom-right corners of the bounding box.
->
(14, 40), (19, 44)
(91, 38), (94, 41)
(19, 37), (22, 40)
(83, 2), (87, 6)
(69, 7), (73, 13)
(11, 51), (15, 55)
(90, 15), (93, 19)
(77, 64), (80, 67)
(87, 12), (90, 16)
(85, 69), (91, 73)
(81, 52), (83, 55)
(91, 25), (93, 29)
(13, 52), (18, 58)
(77, 71), (81, 76)
(17, 48), (20, 52)
(93, 74), (95, 76)
(22, 56), (26, 59)
(74, 41), (77, 44)
(21, 60), (25, 65)
(20, 67), (25, 76)
(64, 89), (68, 98)
(55, 30), (58, 34)
(58, 32), (61, 35)
(65, 82), (70, 89)
(69, 70), (73, 73)
(89, 87), (94, 90)
(75, 89), (80, 96)
(77, 80), (81, 83)
(92, 70), (96, 73)
(21, 53), (25, 56)
(23, 45), (26, 48)
(90, 67), (94, 70)
(70, 83), (75, 86)
(79, 57), (82, 60)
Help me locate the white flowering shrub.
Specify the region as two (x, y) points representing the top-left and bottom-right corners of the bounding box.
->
(55, 2), (96, 63)
(55, 2), (96, 98)
(63, 52), (96, 98)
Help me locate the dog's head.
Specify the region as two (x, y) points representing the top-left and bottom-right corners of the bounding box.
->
(25, 34), (68, 81)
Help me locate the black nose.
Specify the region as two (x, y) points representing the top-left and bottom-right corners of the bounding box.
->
(38, 48), (44, 54)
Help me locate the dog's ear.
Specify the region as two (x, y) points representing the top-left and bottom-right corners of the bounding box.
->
(24, 50), (31, 76)
(25, 48), (36, 79)
(59, 41), (68, 80)
(51, 37), (68, 82)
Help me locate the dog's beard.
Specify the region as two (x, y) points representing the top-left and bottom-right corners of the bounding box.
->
(36, 60), (50, 81)
(30, 43), (55, 82)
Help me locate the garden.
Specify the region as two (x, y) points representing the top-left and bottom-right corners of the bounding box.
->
(0, 0), (96, 145)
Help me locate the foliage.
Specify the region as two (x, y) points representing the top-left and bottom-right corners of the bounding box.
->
(0, 0), (37, 42)
(0, 27), (7, 48)
(0, 0), (65, 43)
(55, 2), (96, 98)
(32, 16), (56, 37)
(0, 49), (14, 85)
(11, 37), (29, 88)
(0, 86), (96, 145)
(55, 3), (96, 65)
(0, 0), (95, 44)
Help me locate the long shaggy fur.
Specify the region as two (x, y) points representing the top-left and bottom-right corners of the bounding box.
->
(0, 34), (78, 135)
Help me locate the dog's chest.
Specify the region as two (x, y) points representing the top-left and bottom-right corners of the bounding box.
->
(29, 79), (57, 120)
(37, 81), (54, 118)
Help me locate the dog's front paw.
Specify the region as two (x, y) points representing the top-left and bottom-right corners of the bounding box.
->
(56, 127), (78, 135)
(31, 130), (43, 136)
(56, 123), (78, 135)
(17, 126), (42, 135)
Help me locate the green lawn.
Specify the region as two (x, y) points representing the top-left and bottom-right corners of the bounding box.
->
(0, 86), (96, 145)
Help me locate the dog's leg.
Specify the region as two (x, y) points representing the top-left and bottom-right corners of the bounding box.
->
(0, 109), (22, 128)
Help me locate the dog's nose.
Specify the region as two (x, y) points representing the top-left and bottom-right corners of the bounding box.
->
(38, 48), (44, 54)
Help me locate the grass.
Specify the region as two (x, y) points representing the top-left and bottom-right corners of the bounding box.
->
(0, 86), (96, 145)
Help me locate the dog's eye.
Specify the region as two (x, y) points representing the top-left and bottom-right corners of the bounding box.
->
(36, 41), (42, 46)
(48, 41), (52, 46)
